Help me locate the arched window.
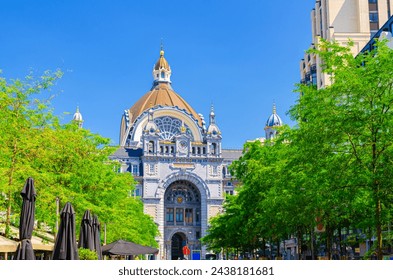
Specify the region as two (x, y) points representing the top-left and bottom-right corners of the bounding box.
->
(164, 181), (201, 227)
(148, 141), (154, 153)
(154, 116), (193, 141)
(211, 143), (217, 155)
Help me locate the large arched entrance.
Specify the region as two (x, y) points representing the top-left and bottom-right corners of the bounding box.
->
(164, 180), (201, 259)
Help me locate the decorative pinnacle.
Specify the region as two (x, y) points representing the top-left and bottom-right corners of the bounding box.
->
(210, 103), (215, 115)
(160, 39), (164, 56)
(210, 103), (215, 124)
(180, 121), (186, 133)
(273, 102), (276, 114)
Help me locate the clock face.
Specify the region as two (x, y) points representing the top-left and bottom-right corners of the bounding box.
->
(178, 140), (188, 153)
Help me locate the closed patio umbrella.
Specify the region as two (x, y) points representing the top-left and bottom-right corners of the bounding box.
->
(52, 202), (79, 260)
(15, 177), (36, 260)
(78, 210), (94, 251)
(92, 214), (102, 260)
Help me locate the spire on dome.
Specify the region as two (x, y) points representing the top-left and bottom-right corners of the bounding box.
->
(207, 103), (221, 137)
(209, 103), (215, 124)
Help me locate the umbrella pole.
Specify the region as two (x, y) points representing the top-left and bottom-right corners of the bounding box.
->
(55, 197), (59, 239)
(104, 223), (107, 245)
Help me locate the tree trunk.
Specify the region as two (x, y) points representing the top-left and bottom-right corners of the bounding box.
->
(326, 226), (331, 260)
(297, 230), (302, 260)
(310, 229), (315, 260)
(5, 138), (18, 238)
(376, 193), (383, 260)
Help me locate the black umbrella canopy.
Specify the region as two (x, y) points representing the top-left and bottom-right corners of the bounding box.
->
(78, 210), (94, 251)
(92, 214), (103, 260)
(52, 202), (79, 260)
(102, 239), (158, 256)
(15, 177), (36, 260)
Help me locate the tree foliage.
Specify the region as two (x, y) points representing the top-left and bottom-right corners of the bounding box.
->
(203, 39), (393, 260)
(0, 71), (158, 247)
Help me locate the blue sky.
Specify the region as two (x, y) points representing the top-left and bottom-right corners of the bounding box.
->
(1, 0), (315, 148)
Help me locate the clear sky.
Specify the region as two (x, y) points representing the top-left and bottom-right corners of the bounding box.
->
(1, 0), (316, 149)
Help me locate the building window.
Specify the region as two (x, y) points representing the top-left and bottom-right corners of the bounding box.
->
(131, 164), (138, 176)
(185, 208), (193, 224)
(149, 164), (154, 173)
(212, 166), (218, 175)
(133, 188), (140, 197)
(210, 143), (217, 155)
(176, 208), (184, 223)
(369, 12), (379, 22)
(148, 141), (154, 153)
(196, 231), (201, 240)
(195, 208), (200, 223)
(166, 208), (174, 222)
(222, 166), (227, 177)
(154, 116), (193, 141)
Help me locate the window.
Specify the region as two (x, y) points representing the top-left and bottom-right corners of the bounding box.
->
(148, 141), (154, 153)
(166, 208), (174, 222)
(161, 72), (165, 79)
(369, 12), (379, 22)
(195, 208), (200, 223)
(131, 164), (138, 176)
(133, 188), (140, 196)
(154, 116), (193, 141)
(211, 143), (217, 154)
(185, 208), (193, 224)
(176, 208), (184, 223)
(149, 164), (154, 173)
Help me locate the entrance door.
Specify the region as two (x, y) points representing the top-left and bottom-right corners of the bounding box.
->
(171, 233), (185, 260)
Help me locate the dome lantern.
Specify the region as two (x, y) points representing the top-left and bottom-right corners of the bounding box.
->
(152, 47), (172, 85)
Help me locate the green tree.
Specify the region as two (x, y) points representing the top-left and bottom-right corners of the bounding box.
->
(291, 39), (393, 259)
(0, 70), (62, 236)
(0, 71), (158, 247)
